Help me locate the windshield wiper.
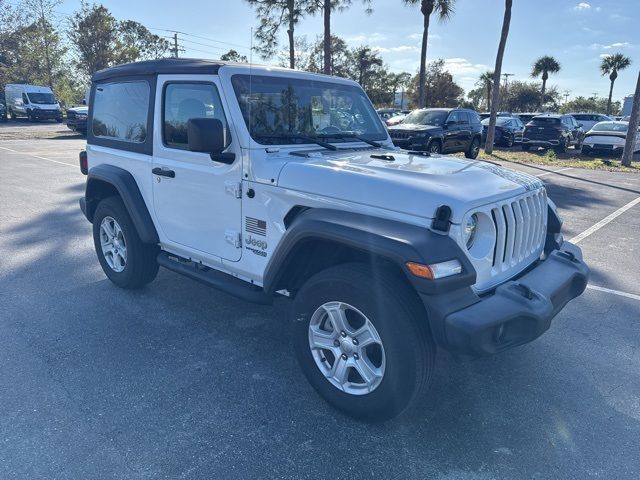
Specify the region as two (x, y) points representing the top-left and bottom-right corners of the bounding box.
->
(317, 132), (383, 148)
(255, 134), (337, 151)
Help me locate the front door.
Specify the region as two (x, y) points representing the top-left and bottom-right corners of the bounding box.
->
(443, 111), (461, 151)
(152, 76), (242, 261)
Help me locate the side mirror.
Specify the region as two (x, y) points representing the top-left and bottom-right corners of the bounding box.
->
(82, 99), (87, 105)
(187, 118), (235, 164)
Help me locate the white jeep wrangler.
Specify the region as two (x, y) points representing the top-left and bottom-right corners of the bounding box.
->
(79, 59), (589, 421)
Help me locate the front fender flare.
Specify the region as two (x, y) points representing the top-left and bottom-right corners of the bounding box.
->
(263, 208), (476, 295)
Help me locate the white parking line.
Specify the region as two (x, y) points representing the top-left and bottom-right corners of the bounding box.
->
(587, 285), (640, 301)
(0, 145), (76, 168)
(535, 167), (573, 178)
(570, 196), (640, 244)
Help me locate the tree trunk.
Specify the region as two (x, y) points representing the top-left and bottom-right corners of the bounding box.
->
(607, 73), (616, 115)
(486, 85), (491, 111)
(621, 70), (640, 167)
(287, 0), (295, 69)
(323, 0), (331, 75)
(540, 77), (547, 110)
(484, 0), (512, 155)
(418, 11), (430, 108)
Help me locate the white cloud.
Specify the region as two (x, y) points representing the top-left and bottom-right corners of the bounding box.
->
(442, 58), (489, 76)
(574, 2), (591, 10)
(407, 33), (440, 41)
(372, 45), (420, 53)
(344, 32), (387, 44)
(590, 41), (631, 50)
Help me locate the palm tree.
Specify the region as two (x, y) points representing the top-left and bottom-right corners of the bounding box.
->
(621, 70), (639, 167)
(403, 0), (455, 107)
(531, 55), (561, 109)
(318, 1), (372, 75)
(601, 53), (632, 115)
(476, 71), (494, 111)
(484, 0), (512, 155)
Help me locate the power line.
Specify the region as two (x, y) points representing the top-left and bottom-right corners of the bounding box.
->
(149, 27), (250, 50)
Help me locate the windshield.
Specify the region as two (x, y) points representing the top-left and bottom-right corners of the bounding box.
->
(591, 121), (633, 132)
(402, 110), (448, 126)
(231, 74), (386, 145)
(27, 92), (56, 105)
(482, 117), (511, 126)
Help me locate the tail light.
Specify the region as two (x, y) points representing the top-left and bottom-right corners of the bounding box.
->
(79, 150), (88, 175)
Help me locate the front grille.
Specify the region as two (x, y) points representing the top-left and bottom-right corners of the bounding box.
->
(390, 131), (411, 140)
(490, 189), (547, 275)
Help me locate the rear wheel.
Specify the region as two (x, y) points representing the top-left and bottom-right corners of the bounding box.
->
(465, 137), (480, 159)
(92, 196), (159, 289)
(502, 134), (514, 148)
(292, 263), (435, 421)
(554, 137), (567, 154)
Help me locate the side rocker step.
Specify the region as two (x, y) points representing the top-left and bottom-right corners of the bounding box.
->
(157, 252), (273, 305)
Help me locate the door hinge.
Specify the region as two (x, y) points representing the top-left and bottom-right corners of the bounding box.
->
(224, 181), (242, 199)
(225, 230), (241, 248)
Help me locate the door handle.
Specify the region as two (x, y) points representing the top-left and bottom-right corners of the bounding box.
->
(152, 167), (175, 178)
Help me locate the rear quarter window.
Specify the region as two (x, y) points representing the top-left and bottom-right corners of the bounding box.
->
(92, 81), (150, 143)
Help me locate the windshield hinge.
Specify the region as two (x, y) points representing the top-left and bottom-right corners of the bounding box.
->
(224, 180), (242, 199)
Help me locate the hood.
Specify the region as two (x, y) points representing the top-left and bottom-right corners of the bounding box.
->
(387, 123), (442, 133)
(276, 149), (544, 224)
(68, 106), (89, 114)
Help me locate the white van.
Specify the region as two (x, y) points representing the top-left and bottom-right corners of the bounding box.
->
(4, 84), (62, 122)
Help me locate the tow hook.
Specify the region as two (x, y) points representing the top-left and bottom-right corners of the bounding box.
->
(513, 283), (535, 300)
(557, 250), (578, 263)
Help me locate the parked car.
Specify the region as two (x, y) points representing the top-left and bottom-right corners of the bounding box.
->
(77, 58), (589, 421)
(0, 102), (7, 122)
(376, 108), (400, 121)
(479, 112), (515, 120)
(387, 108), (483, 158)
(481, 116), (525, 147)
(385, 112), (407, 126)
(522, 114), (584, 153)
(66, 105), (88, 135)
(581, 121), (640, 156)
(4, 84), (63, 122)
(568, 113), (612, 132)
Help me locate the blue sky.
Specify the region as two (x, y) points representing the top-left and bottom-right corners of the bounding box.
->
(52, 0), (638, 101)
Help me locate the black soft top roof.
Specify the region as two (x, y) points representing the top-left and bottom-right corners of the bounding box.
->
(92, 58), (245, 82)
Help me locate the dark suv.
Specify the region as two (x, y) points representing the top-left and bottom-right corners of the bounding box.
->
(522, 114), (584, 153)
(387, 108), (483, 159)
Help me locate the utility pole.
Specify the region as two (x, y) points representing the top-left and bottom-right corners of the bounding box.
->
(173, 33), (179, 58)
(501, 73), (514, 110)
(563, 90), (570, 104)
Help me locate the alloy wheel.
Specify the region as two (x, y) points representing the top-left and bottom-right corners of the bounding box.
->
(308, 301), (386, 395)
(99, 216), (127, 273)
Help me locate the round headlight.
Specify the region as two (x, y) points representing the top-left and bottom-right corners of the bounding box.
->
(464, 214), (478, 249)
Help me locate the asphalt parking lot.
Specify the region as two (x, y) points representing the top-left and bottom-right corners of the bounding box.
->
(1, 122), (639, 479)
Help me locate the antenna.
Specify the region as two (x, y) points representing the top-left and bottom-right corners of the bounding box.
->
(248, 27), (253, 179)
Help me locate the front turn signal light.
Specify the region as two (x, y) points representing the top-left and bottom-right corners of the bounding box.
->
(406, 260), (462, 280)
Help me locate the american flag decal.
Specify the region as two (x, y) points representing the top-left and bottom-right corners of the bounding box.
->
(245, 217), (267, 236)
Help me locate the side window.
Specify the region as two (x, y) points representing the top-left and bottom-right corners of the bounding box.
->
(92, 81), (150, 143)
(163, 82), (230, 150)
(447, 111), (460, 124)
(459, 112), (471, 125)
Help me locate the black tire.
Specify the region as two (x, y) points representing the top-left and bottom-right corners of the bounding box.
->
(554, 137), (567, 154)
(9, 109), (16, 120)
(427, 139), (442, 154)
(56, 117), (63, 123)
(521, 144), (531, 151)
(28, 113), (35, 123)
(502, 133), (514, 148)
(92, 196), (159, 289)
(291, 263), (435, 422)
(465, 137), (481, 159)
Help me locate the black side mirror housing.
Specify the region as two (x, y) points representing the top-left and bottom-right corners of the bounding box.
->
(187, 118), (235, 164)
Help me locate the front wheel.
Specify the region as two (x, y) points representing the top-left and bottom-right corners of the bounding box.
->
(292, 263), (435, 421)
(427, 139), (442, 154)
(465, 137), (480, 159)
(92, 196), (159, 289)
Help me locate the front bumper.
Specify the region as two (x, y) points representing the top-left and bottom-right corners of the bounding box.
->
(390, 137), (428, 150)
(30, 109), (62, 120)
(67, 118), (87, 132)
(422, 242), (589, 356)
(581, 144), (623, 155)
